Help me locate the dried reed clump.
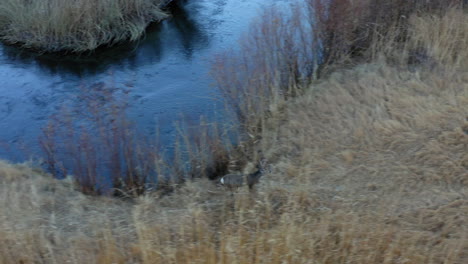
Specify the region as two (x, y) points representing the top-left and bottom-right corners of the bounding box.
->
(0, 0), (168, 52)
(0, 1), (467, 263)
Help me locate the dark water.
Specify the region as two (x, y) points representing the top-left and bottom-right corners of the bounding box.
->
(0, 0), (287, 162)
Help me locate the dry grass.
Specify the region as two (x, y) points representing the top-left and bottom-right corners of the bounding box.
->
(310, 0), (465, 71)
(0, 0), (168, 52)
(1, 2), (468, 264)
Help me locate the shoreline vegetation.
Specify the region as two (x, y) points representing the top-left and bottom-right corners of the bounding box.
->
(0, 0), (170, 53)
(1, 0), (468, 263)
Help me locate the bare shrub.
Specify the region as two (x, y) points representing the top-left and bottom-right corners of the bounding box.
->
(211, 3), (321, 137)
(40, 83), (158, 196)
(38, 84), (242, 195)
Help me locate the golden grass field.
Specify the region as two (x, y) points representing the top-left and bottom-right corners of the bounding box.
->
(1, 3), (467, 264)
(0, 0), (168, 52)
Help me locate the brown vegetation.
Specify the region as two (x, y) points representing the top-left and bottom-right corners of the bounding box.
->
(0, 1), (467, 263)
(0, 0), (168, 52)
(38, 84), (239, 196)
(39, 84), (160, 196)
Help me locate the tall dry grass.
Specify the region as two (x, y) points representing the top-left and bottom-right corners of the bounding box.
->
(0, 1), (467, 263)
(0, 0), (168, 52)
(310, 0), (466, 71)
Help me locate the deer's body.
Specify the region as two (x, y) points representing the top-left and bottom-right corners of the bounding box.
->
(220, 169), (263, 190)
(220, 173), (244, 190)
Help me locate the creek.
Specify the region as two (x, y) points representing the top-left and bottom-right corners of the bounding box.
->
(0, 0), (286, 163)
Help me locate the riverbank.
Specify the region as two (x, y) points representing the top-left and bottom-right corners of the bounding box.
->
(1, 2), (467, 264)
(0, 0), (169, 52)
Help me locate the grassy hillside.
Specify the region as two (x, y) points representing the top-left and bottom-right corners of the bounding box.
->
(0, 2), (467, 264)
(0, 0), (168, 52)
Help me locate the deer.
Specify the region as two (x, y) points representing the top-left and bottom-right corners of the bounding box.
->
(219, 160), (266, 191)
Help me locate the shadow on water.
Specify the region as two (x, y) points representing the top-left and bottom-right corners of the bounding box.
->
(0, 0), (209, 76)
(166, 0), (209, 59)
